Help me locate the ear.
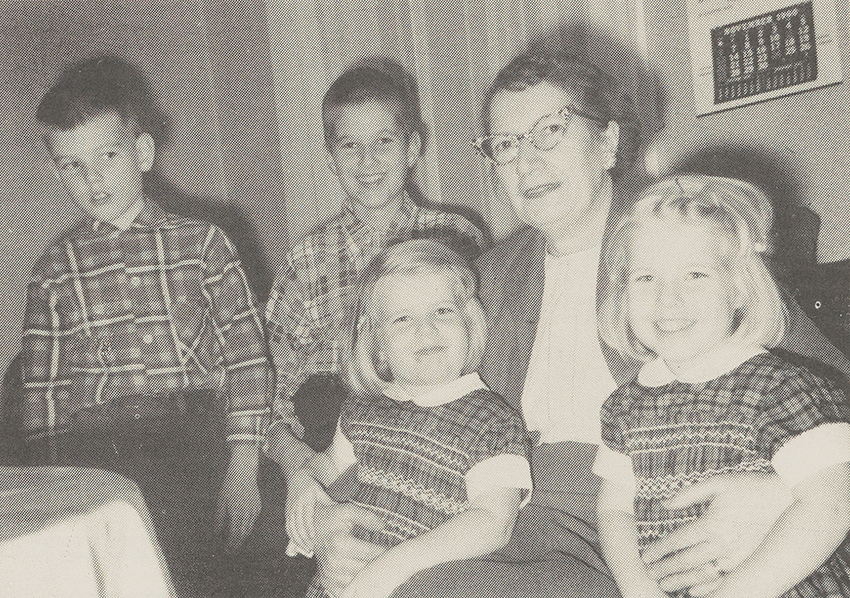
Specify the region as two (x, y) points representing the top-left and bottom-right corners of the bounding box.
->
(135, 133), (156, 172)
(406, 131), (422, 168)
(602, 121), (620, 170)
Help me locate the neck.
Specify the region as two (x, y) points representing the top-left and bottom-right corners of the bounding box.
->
(545, 175), (613, 257)
(352, 193), (405, 234)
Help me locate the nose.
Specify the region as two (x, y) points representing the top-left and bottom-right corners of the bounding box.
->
(359, 144), (380, 167)
(659, 278), (684, 307)
(415, 315), (439, 336)
(84, 163), (104, 184)
(515, 135), (542, 174)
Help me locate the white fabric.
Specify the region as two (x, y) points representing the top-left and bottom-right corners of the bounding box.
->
(326, 420), (358, 472)
(0, 500), (172, 598)
(383, 373), (488, 407)
(637, 343), (767, 387)
(772, 422), (850, 488)
(465, 453), (533, 508)
(521, 246), (616, 444)
(97, 197), (144, 232)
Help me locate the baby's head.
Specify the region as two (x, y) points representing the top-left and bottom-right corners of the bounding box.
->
(341, 239), (486, 398)
(599, 175), (787, 367)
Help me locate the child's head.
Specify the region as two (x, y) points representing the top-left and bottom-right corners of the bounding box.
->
(37, 55), (155, 224)
(341, 239), (487, 397)
(599, 175), (786, 369)
(322, 64), (424, 212)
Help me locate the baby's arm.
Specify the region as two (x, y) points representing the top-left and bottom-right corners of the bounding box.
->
(340, 484), (522, 598)
(709, 461), (850, 598)
(597, 480), (669, 598)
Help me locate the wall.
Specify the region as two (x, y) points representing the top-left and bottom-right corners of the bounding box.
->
(643, 0), (850, 263)
(0, 0), (289, 380)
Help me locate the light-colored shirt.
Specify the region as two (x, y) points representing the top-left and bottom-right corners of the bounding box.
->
(521, 245), (616, 445)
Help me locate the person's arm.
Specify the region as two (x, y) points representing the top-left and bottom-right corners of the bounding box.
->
(264, 257), (319, 478)
(340, 485), (522, 598)
(285, 451), (345, 552)
(640, 472), (792, 593)
(710, 462), (850, 598)
(20, 271), (66, 447)
(202, 226), (270, 549)
(597, 480), (669, 598)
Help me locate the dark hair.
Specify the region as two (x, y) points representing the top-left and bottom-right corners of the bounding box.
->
(37, 55), (155, 135)
(322, 61), (425, 151)
(482, 51), (640, 173)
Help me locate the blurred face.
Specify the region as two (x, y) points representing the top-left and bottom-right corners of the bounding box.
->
(47, 111), (154, 224)
(488, 82), (618, 242)
(373, 270), (469, 390)
(626, 221), (741, 374)
(327, 100), (421, 212)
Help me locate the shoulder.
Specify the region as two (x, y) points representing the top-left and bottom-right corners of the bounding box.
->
(454, 388), (525, 429)
(286, 212), (347, 269)
(746, 352), (847, 407)
(29, 222), (88, 283)
(475, 226), (539, 277)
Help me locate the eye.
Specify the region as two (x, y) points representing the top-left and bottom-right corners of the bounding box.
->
(435, 306), (456, 316)
(102, 150), (118, 160)
(392, 315), (410, 325)
(57, 160), (83, 173)
(631, 273), (654, 283)
(336, 140), (358, 153)
(687, 271), (710, 280)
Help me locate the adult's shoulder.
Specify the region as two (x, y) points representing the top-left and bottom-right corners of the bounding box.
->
(474, 225), (540, 278)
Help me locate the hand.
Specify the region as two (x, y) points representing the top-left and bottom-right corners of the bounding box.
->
(285, 469), (335, 551)
(215, 444), (262, 551)
(641, 472), (792, 594)
(340, 560), (402, 598)
(313, 502), (389, 598)
(271, 395), (306, 439)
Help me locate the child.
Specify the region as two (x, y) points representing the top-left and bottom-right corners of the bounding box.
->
(594, 175), (850, 598)
(285, 239), (532, 598)
(264, 62), (486, 478)
(22, 55), (270, 589)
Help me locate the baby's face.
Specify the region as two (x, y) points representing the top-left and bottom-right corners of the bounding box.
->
(326, 100), (419, 214)
(625, 221), (740, 374)
(46, 111), (153, 224)
(373, 270), (468, 390)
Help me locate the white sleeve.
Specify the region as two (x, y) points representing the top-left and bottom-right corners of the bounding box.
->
(593, 444), (636, 513)
(465, 454), (534, 508)
(326, 420), (357, 473)
(772, 422), (850, 488)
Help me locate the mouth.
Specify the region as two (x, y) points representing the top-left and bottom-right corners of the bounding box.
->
(90, 192), (112, 206)
(357, 173), (386, 186)
(415, 345), (446, 358)
(655, 319), (695, 333)
(522, 182), (561, 200)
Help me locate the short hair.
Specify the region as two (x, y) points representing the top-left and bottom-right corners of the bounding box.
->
(36, 55), (154, 137)
(340, 238), (487, 399)
(322, 61), (424, 151)
(482, 51), (640, 174)
(598, 175), (787, 362)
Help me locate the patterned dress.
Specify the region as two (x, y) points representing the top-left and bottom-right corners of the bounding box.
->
(304, 384), (530, 598)
(599, 352), (850, 598)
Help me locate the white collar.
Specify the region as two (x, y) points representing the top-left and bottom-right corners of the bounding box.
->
(638, 343), (768, 387)
(96, 197), (145, 232)
(384, 372), (487, 407)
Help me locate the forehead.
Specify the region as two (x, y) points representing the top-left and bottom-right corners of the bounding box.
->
(488, 81), (576, 134)
(327, 100), (402, 139)
(628, 220), (732, 266)
(372, 269), (457, 312)
(46, 111), (133, 155)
